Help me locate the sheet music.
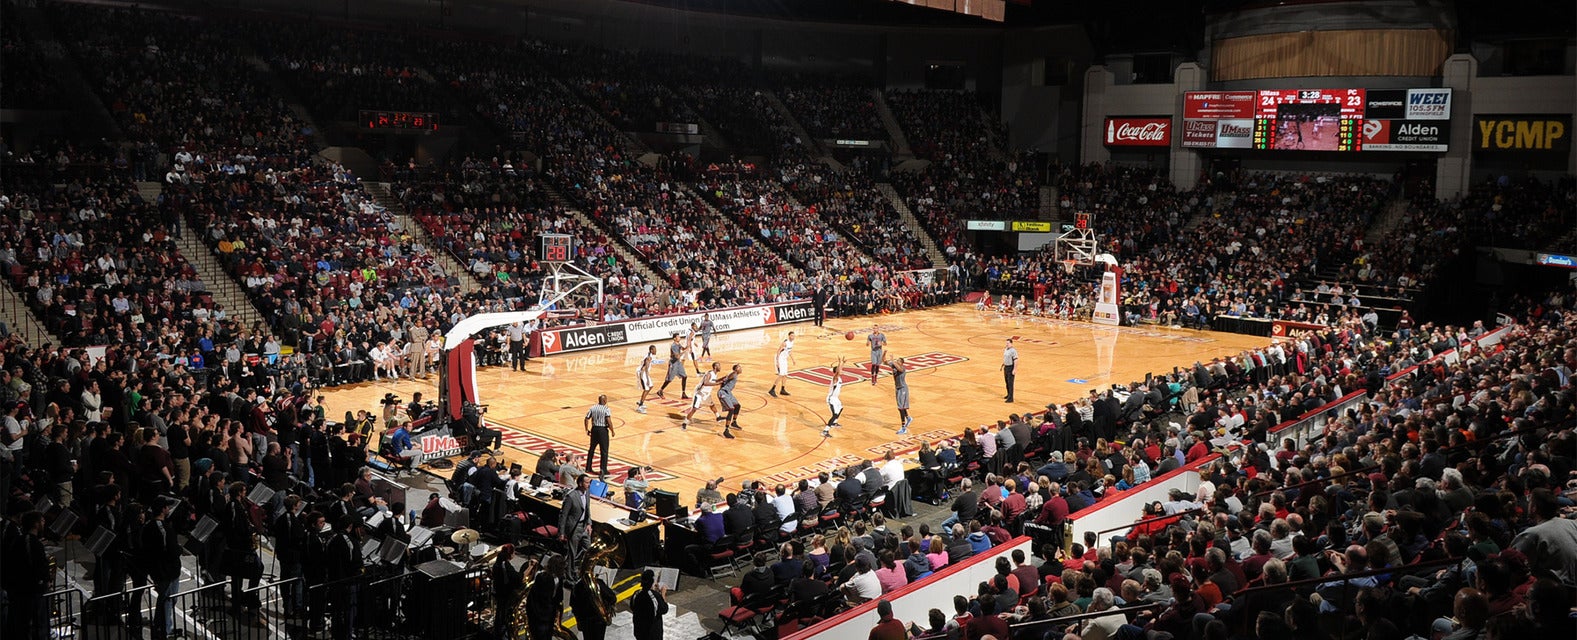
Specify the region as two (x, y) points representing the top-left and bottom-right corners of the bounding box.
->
(366, 510), (388, 529)
(408, 526), (435, 548)
(86, 526), (116, 557)
(593, 565), (618, 586)
(192, 516), (219, 543)
(653, 566), (680, 592)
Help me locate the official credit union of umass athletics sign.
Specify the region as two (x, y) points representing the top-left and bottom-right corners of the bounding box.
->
(539, 300), (818, 354)
(1104, 117), (1172, 147)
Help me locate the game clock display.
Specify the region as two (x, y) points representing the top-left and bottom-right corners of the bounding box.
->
(538, 234), (576, 263)
(1251, 89), (1365, 151)
(360, 110), (440, 131)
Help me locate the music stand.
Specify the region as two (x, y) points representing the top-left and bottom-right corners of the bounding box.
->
(365, 510), (388, 530)
(246, 483), (277, 506)
(86, 526), (116, 557)
(360, 537), (382, 560)
(379, 537), (409, 565)
(48, 509), (78, 538)
(34, 496), (54, 515)
(415, 559), (465, 579)
(191, 516), (220, 543)
(408, 526), (435, 549)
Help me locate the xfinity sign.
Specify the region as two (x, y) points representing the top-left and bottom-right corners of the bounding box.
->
(1405, 89), (1452, 120)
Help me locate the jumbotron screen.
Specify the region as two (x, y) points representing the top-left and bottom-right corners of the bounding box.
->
(1252, 89), (1365, 151)
(1182, 88), (1452, 152)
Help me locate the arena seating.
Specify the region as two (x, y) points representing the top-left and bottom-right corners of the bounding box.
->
(776, 76), (887, 141)
(779, 160), (935, 271)
(886, 89), (1040, 252)
(0, 174), (212, 346)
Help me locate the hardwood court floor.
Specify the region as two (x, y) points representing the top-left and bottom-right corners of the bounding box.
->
(320, 305), (1270, 503)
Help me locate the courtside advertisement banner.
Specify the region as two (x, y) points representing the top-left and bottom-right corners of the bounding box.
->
(539, 300), (816, 354)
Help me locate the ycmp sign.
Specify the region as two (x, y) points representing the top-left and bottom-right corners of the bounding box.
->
(539, 300), (817, 354)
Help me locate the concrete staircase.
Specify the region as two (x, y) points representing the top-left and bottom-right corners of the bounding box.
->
(564, 209), (666, 286)
(364, 182), (483, 294)
(872, 90), (914, 158)
(875, 183), (948, 268)
(135, 179), (267, 329)
(1365, 195), (1413, 244)
(677, 184), (804, 279)
(550, 77), (649, 153)
(760, 89), (823, 157)
(0, 279), (64, 348)
(245, 56), (330, 151)
(1039, 185), (1058, 219)
(531, 181), (668, 287)
(172, 233), (267, 329)
(135, 181), (164, 205)
(979, 105), (1009, 163)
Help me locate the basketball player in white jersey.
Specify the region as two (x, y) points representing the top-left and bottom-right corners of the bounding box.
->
(635, 345), (656, 414)
(681, 362), (722, 431)
(685, 322), (704, 375)
(823, 358), (845, 438)
(769, 331), (796, 397)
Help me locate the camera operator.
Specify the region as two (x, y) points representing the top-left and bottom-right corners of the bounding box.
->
(462, 402), (502, 452)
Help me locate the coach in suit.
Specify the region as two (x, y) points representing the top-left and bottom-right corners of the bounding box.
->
(559, 473), (593, 570)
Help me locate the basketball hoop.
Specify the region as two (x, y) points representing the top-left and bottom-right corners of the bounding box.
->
(1061, 259), (1078, 274)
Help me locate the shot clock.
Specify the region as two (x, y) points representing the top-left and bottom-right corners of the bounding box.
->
(539, 234), (576, 263)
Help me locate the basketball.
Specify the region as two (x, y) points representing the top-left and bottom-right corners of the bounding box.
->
(845, 331), (855, 341)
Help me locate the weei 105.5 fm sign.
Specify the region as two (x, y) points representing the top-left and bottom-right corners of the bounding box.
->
(1474, 116), (1571, 154)
(538, 300), (817, 354)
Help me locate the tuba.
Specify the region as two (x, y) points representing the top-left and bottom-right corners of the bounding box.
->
(580, 524), (625, 625)
(517, 555), (576, 640)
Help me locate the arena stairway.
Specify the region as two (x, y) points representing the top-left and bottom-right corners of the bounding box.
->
(0, 278), (65, 348)
(760, 89), (826, 158)
(677, 183), (805, 279)
(364, 182), (483, 295)
(875, 183), (950, 268)
(1040, 185), (1059, 219)
(171, 229), (268, 330)
(534, 181), (668, 288)
(1365, 193), (1413, 244)
(872, 89), (915, 159)
(548, 77), (650, 154)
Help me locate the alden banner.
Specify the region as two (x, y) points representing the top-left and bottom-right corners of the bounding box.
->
(539, 300), (817, 354)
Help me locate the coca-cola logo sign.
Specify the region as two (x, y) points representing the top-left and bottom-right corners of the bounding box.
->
(1104, 117), (1172, 147)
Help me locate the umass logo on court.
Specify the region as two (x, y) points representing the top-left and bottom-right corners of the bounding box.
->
(789, 351), (967, 385)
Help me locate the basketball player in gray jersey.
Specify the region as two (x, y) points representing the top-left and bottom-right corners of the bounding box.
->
(866, 326), (887, 385)
(885, 356), (913, 435)
(699, 314), (716, 360)
(635, 345), (656, 413)
(715, 364), (743, 438)
(657, 334), (689, 400)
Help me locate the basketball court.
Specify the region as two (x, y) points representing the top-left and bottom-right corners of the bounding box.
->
(319, 305), (1270, 502)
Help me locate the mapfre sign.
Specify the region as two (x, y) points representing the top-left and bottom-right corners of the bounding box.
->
(1104, 117), (1172, 147)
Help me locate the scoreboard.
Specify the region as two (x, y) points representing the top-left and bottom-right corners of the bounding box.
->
(1251, 89), (1365, 151)
(1183, 88), (1449, 152)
